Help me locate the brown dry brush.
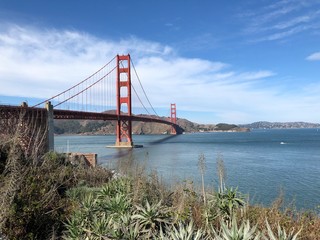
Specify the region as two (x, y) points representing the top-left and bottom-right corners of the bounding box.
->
(0, 110), (32, 231)
(244, 198), (320, 240)
(0, 108), (112, 239)
(0, 108), (59, 239)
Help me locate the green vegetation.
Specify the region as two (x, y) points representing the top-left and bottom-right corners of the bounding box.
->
(61, 164), (311, 239)
(54, 120), (112, 134)
(1, 115), (319, 239)
(214, 123), (238, 131)
(63, 156), (319, 239)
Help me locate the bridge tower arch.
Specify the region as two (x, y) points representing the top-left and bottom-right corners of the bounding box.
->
(115, 54), (133, 147)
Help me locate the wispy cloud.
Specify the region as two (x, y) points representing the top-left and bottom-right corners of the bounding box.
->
(238, 71), (275, 80)
(272, 15), (311, 30)
(1, 24), (320, 123)
(240, 1), (320, 43)
(253, 24), (314, 42)
(306, 51), (320, 61)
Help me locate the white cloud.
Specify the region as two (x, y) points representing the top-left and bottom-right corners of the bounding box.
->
(0, 24), (172, 98)
(306, 52), (320, 61)
(1, 24), (320, 124)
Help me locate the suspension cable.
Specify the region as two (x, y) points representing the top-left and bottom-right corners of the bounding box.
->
(131, 84), (150, 115)
(130, 58), (159, 116)
(54, 66), (117, 108)
(119, 61), (151, 115)
(32, 56), (116, 108)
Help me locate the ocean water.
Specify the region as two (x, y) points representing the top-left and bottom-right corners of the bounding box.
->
(55, 129), (320, 210)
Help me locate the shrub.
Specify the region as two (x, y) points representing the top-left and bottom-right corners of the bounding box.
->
(0, 149), (112, 239)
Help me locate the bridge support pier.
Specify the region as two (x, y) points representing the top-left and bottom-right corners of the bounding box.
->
(45, 101), (54, 151)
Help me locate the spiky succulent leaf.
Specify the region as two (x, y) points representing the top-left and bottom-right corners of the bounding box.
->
(212, 216), (260, 240)
(264, 220), (301, 240)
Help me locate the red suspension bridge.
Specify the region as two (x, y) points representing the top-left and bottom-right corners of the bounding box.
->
(0, 54), (181, 151)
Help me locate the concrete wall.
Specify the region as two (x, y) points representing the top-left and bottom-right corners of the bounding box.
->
(67, 152), (97, 167)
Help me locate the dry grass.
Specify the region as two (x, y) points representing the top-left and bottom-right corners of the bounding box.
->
(242, 195), (320, 240)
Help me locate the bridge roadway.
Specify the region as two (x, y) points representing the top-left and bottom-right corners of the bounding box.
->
(0, 105), (179, 130)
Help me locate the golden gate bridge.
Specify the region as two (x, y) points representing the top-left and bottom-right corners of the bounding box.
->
(0, 54), (181, 152)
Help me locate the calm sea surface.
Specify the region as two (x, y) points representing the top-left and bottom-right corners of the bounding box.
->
(55, 129), (320, 210)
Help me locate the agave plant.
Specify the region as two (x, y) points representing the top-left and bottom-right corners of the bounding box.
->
(212, 216), (261, 240)
(215, 187), (245, 220)
(63, 212), (86, 240)
(88, 213), (110, 237)
(119, 214), (145, 240)
(98, 177), (132, 198)
(103, 193), (132, 217)
(161, 220), (207, 240)
(263, 220), (301, 240)
(132, 200), (172, 237)
(66, 186), (95, 201)
(78, 193), (100, 223)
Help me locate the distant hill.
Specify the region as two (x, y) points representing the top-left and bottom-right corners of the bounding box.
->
(54, 114), (249, 135)
(55, 116), (320, 135)
(239, 121), (320, 129)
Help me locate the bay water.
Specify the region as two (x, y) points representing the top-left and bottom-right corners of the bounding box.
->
(55, 129), (320, 210)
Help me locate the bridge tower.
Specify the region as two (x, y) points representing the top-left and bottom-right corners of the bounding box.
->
(170, 103), (177, 134)
(115, 54), (133, 147)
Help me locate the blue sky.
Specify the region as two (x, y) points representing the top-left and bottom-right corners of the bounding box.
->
(0, 0), (320, 124)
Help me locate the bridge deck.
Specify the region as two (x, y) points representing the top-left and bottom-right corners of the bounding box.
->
(53, 109), (178, 126)
(0, 106), (179, 129)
